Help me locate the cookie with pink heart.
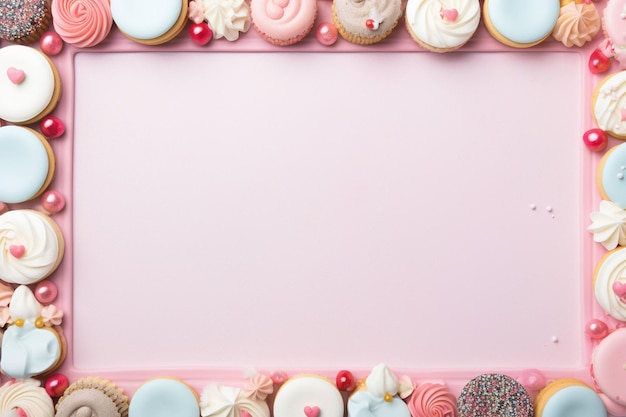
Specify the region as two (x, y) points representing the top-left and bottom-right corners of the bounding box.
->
(405, 0), (480, 52)
(0, 285), (65, 379)
(273, 375), (344, 417)
(594, 247), (626, 321)
(0, 45), (61, 124)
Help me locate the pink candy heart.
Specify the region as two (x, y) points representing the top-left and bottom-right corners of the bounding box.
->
(441, 8), (459, 22)
(613, 281), (626, 299)
(9, 245), (25, 258)
(7, 67), (25, 85)
(304, 406), (320, 417)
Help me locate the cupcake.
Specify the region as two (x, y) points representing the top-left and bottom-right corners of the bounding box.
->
(250, 0), (318, 45)
(111, 0), (188, 45)
(332, 0), (402, 44)
(0, 0), (52, 44)
(55, 377), (129, 417)
(405, 0), (480, 52)
(51, 0), (114, 48)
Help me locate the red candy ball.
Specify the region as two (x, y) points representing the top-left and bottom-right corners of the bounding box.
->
(316, 22), (338, 46)
(589, 48), (611, 74)
(39, 32), (63, 56)
(586, 319), (609, 340)
(45, 373), (69, 397)
(189, 22), (213, 46)
(40, 116), (65, 139)
(35, 280), (58, 304)
(583, 128), (608, 152)
(41, 190), (66, 214)
(336, 370), (356, 391)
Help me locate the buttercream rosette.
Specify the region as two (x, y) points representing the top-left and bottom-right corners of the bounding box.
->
(51, 0), (113, 47)
(188, 0), (251, 41)
(588, 200), (626, 250)
(552, 1), (599, 47)
(407, 383), (457, 417)
(0, 378), (54, 417)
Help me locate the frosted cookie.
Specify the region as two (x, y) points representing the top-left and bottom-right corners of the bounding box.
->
(534, 379), (606, 417)
(56, 377), (129, 417)
(347, 364), (410, 417)
(592, 72), (626, 140)
(482, 0), (560, 48)
(273, 375), (344, 417)
(599, 0), (626, 69)
(0, 126), (55, 204)
(551, 1), (600, 47)
(129, 378), (199, 417)
(0, 210), (65, 285)
(200, 383), (270, 417)
(0, 285), (66, 379)
(0, 0), (52, 44)
(188, 0), (251, 41)
(588, 200), (626, 250)
(405, 0), (480, 52)
(407, 383), (457, 417)
(597, 144), (626, 208)
(250, 0), (317, 45)
(0, 45), (61, 124)
(0, 378), (54, 417)
(332, 0), (402, 45)
(457, 374), (533, 417)
(51, 0), (113, 48)
(593, 248), (626, 321)
(592, 328), (626, 411)
(111, 0), (188, 45)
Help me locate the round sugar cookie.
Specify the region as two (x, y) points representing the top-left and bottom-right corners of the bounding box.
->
(129, 378), (199, 417)
(592, 72), (626, 140)
(482, 0), (560, 48)
(273, 375), (344, 417)
(56, 377), (129, 417)
(592, 327), (626, 407)
(111, 0), (188, 45)
(457, 374), (533, 417)
(0, 209), (65, 285)
(597, 143), (626, 208)
(0, 45), (61, 124)
(534, 379), (606, 417)
(0, 126), (55, 204)
(593, 248), (626, 321)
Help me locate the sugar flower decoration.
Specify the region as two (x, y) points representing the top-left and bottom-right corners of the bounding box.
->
(397, 375), (415, 399)
(188, 0), (206, 24)
(242, 374), (273, 401)
(588, 200), (626, 250)
(41, 304), (63, 326)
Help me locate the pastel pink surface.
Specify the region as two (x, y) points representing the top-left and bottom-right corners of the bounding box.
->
(34, 0), (602, 398)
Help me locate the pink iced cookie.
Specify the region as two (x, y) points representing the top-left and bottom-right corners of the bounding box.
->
(592, 327), (626, 408)
(601, 0), (626, 69)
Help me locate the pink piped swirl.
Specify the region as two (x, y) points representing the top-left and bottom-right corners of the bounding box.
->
(408, 383), (457, 417)
(51, 0), (113, 47)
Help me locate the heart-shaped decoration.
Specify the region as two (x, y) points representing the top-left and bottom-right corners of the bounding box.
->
(265, 1), (285, 20)
(440, 8), (459, 22)
(241, 411), (252, 417)
(304, 406), (320, 417)
(9, 245), (25, 259)
(7, 67), (25, 85)
(613, 281), (626, 299)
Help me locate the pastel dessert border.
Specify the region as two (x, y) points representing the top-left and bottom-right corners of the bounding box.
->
(0, 0), (620, 416)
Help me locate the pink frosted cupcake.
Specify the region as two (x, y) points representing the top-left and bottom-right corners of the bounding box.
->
(407, 383), (457, 417)
(250, 0), (317, 45)
(51, 0), (113, 47)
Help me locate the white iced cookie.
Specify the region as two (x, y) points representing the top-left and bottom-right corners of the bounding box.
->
(273, 375), (344, 417)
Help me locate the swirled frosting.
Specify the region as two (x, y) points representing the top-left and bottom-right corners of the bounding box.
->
(593, 71), (626, 137)
(333, 0), (402, 41)
(594, 248), (626, 321)
(366, 363), (399, 398)
(405, 0), (480, 50)
(198, 0), (251, 41)
(200, 384), (270, 417)
(0, 210), (63, 285)
(588, 200), (626, 250)
(51, 0), (113, 47)
(407, 383), (457, 417)
(552, 1), (599, 47)
(0, 379), (54, 417)
(250, 0), (317, 44)
(242, 374), (274, 401)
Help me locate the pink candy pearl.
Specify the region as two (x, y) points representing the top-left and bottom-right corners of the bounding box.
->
(316, 22), (338, 46)
(586, 319), (609, 340)
(41, 190), (66, 214)
(35, 280), (58, 304)
(39, 32), (63, 56)
(518, 369), (546, 391)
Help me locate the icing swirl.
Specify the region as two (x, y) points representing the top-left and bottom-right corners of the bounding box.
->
(200, 384), (270, 417)
(0, 210), (63, 285)
(407, 383), (457, 417)
(0, 379), (54, 417)
(405, 0), (480, 50)
(552, 1), (599, 47)
(588, 200), (626, 250)
(593, 71), (626, 137)
(51, 0), (113, 47)
(366, 363), (399, 398)
(242, 374), (274, 401)
(594, 248), (626, 321)
(250, 0), (317, 42)
(201, 0), (251, 41)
